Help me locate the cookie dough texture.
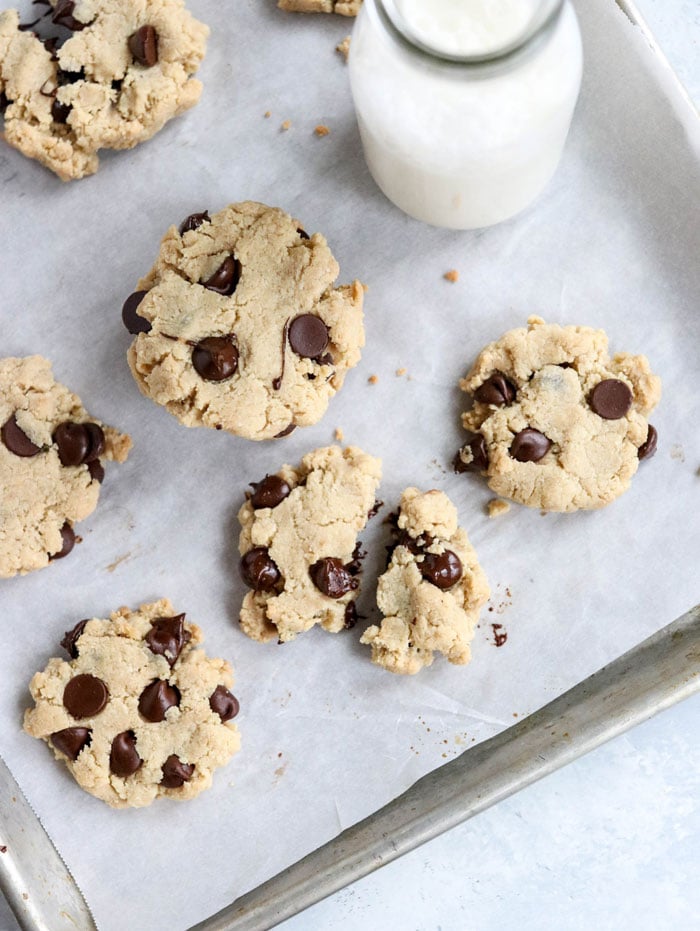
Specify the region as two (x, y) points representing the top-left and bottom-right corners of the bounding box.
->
(0, 356), (131, 578)
(24, 600), (240, 808)
(0, 1), (208, 180)
(278, 0), (362, 15)
(239, 445), (381, 642)
(127, 202), (365, 441)
(459, 317), (661, 512)
(361, 489), (489, 675)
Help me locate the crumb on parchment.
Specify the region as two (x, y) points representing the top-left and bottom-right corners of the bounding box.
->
(487, 499), (511, 518)
(368, 375), (379, 385)
(281, 120), (292, 131)
(336, 35), (351, 60)
(264, 110), (271, 118)
(444, 269), (459, 283)
(334, 427), (344, 441)
(396, 368), (407, 377)
(315, 125), (330, 137)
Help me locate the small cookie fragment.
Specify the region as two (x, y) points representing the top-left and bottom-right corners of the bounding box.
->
(0, 2), (209, 180)
(0, 356), (131, 577)
(336, 36), (351, 60)
(314, 124), (330, 137)
(457, 317), (661, 512)
(487, 499), (510, 518)
(444, 270), (459, 283)
(238, 446), (382, 642)
(278, 0), (362, 15)
(361, 489), (489, 675)
(124, 202), (365, 441)
(24, 600), (240, 808)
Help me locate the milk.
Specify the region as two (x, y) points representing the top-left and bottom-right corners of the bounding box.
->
(348, 0), (583, 229)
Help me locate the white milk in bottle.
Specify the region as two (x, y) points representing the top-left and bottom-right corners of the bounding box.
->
(348, 0), (583, 229)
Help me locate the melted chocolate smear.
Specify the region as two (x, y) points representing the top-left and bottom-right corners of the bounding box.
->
(368, 499), (383, 519)
(345, 542), (366, 577)
(240, 547), (281, 592)
(309, 557), (358, 599)
(343, 601), (358, 629)
(492, 623), (508, 647)
(420, 550), (463, 590)
(273, 319), (290, 391)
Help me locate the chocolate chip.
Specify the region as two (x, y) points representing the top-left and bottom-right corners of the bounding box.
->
(454, 435), (489, 472)
(49, 522), (75, 560)
(179, 211), (210, 235)
(160, 755), (194, 788)
(240, 547), (281, 592)
(0, 91), (10, 114)
(309, 557), (357, 599)
(343, 601), (358, 629)
(209, 685), (239, 721)
(53, 421), (104, 466)
(51, 0), (86, 30)
(250, 475), (291, 509)
(589, 378), (633, 420)
(638, 424), (658, 461)
(138, 680), (180, 723)
(1, 415), (41, 457)
(57, 68), (84, 86)
(109, 731), (142, 777)
(50, 727), (91, 761)
(420, 550), (463, 590)
(274, 423), (296, 438)
(201, 256), (241, 296)
(128, 25), (158, 67)
(145, 614), (191, 667)
(88, 459), (105, 483)
(63, 674), (109, 718)
(297, 228), (310, 240)
(192, 337), (239, 381)
(51, 98), (71, 123)
(121, 291), (151, 334)
(288, 315), (329, 359)
(510, 428), (551, 462)
(474, 373), (516, 406)
(368, 500), (383, 519)
(61, 619), (88, 658)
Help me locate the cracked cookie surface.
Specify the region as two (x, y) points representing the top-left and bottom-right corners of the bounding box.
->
(0, 0), (208, 180)
(361, 488), (489, 675)
(125, 202), (365, 441)
(0, 355), (131, 578)
(238, 445), (381, 642)
(278, 0), (361, 15)
(456, 317), (661, 512)
(24, 599), (241, 808)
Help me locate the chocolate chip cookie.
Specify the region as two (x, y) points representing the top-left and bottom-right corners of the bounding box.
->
(124, 202), (365, 441)
(278, 0), (362, 14)
(24, 600), (241, 808)
(0, 356), (131, 577)
(456, 317), (661, 512)
(238, 445), (381, 642)
(361, 489), (489, 675)
(0, 0), (208, 180)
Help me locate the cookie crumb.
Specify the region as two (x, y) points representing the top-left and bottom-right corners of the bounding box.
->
(334, 427), (344, 441)
(315, 124), (330, 137)
(264, 110), (271, 118)
(487, 499), (510, 518)
(362, 283), (369, 293)
(395, 367), (407, 377)
(368, 374), (379, 385)
(336, 35), (351, 60)
(281, 119), (292, 131)
(444, 269), (459, 283)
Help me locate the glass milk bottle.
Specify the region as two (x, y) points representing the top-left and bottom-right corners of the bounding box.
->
(348, 0), (583, 229)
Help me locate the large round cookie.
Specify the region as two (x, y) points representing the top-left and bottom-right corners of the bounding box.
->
(0, 0), (208, 180)
(0, 355), (131, 577)
(124, 202), (365, 441)
(457, 317), (661, 512)
(24, 600), (241, 808)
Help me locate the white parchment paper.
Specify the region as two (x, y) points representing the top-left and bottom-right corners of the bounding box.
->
(1, 1), (699, 929)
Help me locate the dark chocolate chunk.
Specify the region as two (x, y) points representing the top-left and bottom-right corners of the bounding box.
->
(128, 25), (158, 67)
(209, 685), (239, 721)
(61, 619), (88, 658)
(160, 754), (194, 788)
(288, 314), (329, 359)
(454, 434), (489, 472)
(51, 98), (71, 123)
(53, 421), (104, 466)
(588, 378), (633, 420)
(1, 415), (41, 457)
(179, 211), (210, 235)
(297, 228), (310, 240)
(309, 557), (357, 599)
(240, 547), (281, 592)
(51, 0), (86, 30)
(274, 423), (296, 438)
(192, 337), (238, 381)
(474, 373), (516, 406)
(63, 674), (109, 718)
(420, 550), (463, 590)
(121, 291), (151, 334)
(88, 459), (105, 483)
(201, 256), (241, 296)
(145, 614), (191, 667)
(510, 428), (551, 462)
(50, 726), (91, 761)
(49, 522), (75, 560)
(345, 541), (366, 576)
(109, 731), (142, 777)
(343, 601), (358, 629)
(638, 424), (658, 461)
(138, 680), (180, 723)
(250, 475), (291, 509)
(0, 91), (10, 114)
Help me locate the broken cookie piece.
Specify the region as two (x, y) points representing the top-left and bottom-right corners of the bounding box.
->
(278, 0), (362, 15)
(361, 488), (489, 675)
(0, 355), (131, 577)
(238, 445), (381, 642)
